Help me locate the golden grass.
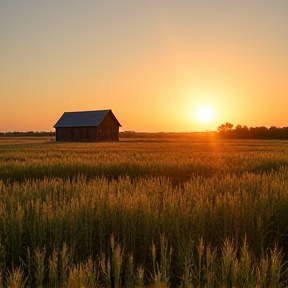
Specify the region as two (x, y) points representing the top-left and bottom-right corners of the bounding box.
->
(0, 136), (288, 287)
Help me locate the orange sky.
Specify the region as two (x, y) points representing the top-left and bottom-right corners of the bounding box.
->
(1, 1), (287, 132)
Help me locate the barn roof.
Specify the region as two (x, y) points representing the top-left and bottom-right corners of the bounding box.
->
(54, 109), (121, 128)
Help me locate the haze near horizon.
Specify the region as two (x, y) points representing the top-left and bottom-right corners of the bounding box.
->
(1, 1), (287, 132)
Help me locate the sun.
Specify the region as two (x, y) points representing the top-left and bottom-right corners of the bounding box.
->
(194, 104), (215, 123)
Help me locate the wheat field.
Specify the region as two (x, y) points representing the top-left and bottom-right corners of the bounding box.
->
(0, 135), (288, 287)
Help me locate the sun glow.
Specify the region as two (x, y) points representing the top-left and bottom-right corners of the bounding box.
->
(195, 104), (216, 123)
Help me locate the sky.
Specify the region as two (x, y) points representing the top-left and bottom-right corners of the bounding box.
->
(1, 1), (287, 132)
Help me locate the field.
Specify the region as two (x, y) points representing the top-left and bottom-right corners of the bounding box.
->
(1, 135), (288, 288)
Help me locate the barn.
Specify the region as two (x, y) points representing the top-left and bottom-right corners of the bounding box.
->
(54, 109), (121, 142)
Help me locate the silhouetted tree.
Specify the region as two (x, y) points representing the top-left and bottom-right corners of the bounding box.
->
(217, 122), (234, 132)
(217, 123), (288, 140)
(217, 123), (234, 138)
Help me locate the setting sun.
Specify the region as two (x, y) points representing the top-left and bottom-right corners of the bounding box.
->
(194, 105), (216, 123)
(0, 1), (287, 133)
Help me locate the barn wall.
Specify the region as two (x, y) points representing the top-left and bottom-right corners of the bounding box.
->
(56, 127), (98, 142)
(97, 111), (120, 141)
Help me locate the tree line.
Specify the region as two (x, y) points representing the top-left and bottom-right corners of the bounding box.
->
(218, 123), (288, 139)
(0, 131), (55, 137)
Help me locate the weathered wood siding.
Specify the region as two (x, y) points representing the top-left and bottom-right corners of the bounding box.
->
(97, 111), (120, 141)
(55, 127), (98, 142)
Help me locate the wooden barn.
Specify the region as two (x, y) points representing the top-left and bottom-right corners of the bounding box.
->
(54, 109), (121, 142)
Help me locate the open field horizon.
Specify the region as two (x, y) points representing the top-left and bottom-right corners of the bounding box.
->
(1, 123), (288, 142)
(1, 136), (288, 287)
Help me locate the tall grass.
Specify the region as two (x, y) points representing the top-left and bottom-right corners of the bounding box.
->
(0, 138), (288, 287)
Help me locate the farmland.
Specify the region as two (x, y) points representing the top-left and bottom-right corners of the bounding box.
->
(1, 134), (288, 287)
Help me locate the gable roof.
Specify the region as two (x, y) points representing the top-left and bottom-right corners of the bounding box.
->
(54, 109), (121, 128)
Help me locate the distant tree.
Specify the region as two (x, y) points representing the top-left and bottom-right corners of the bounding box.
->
(217, 122), (234, 132)
(269, 126), (279, 138)
(217, 122), (288, 140)
(233, 124), (242, 138)
(282, 127), (288, 139)
(249, 126), (269, 139)
(217, 122), (234, 138)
